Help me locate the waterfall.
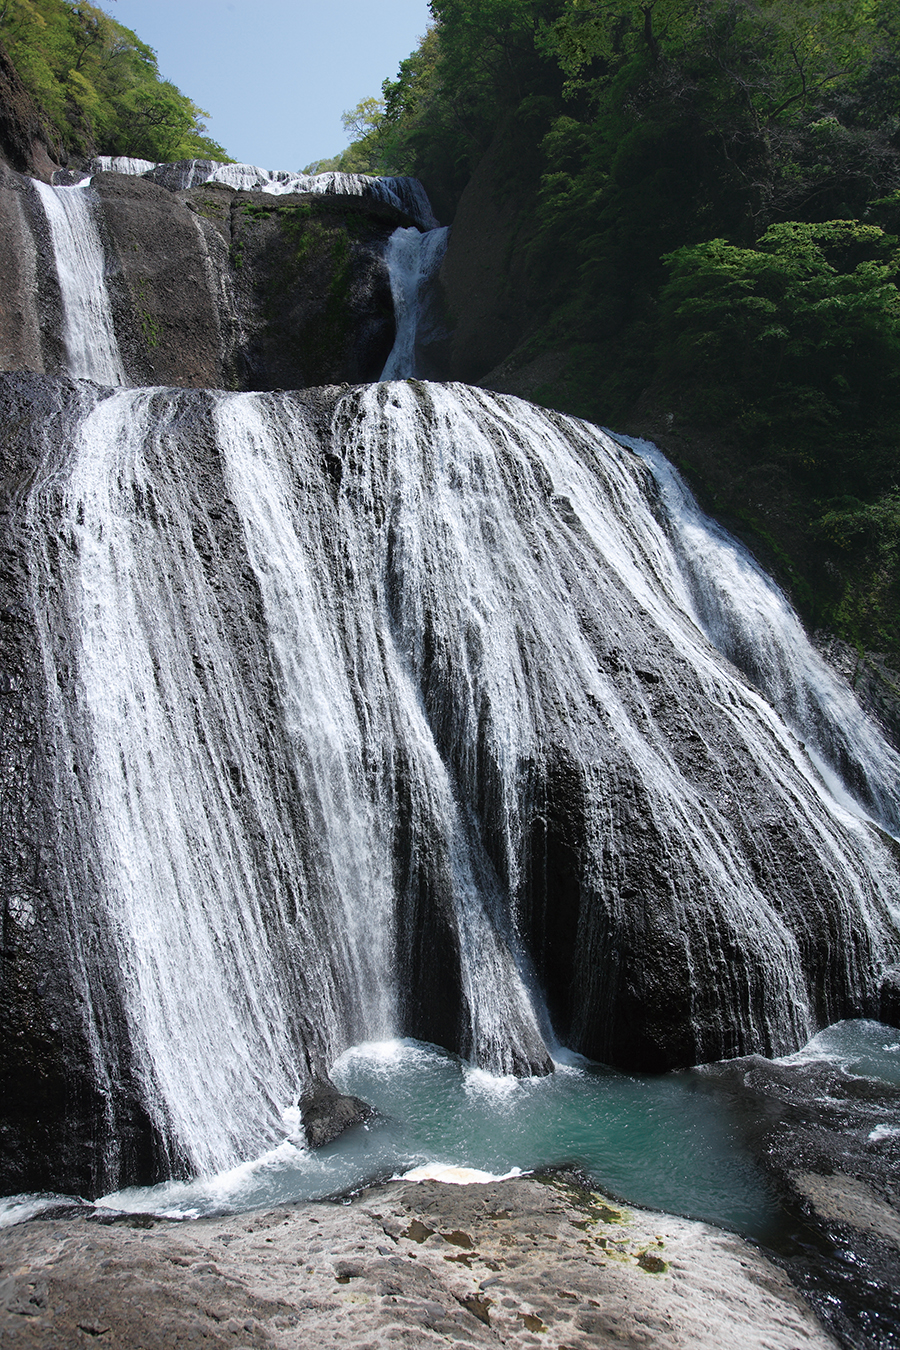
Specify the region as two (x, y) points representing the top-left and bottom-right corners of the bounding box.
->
(91, 156), (156, 178)
(381, 226), (450, 380)
(620, 435), (900, 837)
(23, 374), (900, 1175)
(28, 388), (319, 1173)
(6, 155), (900, 1191)
(32, 180), (125, 386)
(90, 157), (438, 230)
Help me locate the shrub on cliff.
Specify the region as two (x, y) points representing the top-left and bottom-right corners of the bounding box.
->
(659, 221), (900, 495)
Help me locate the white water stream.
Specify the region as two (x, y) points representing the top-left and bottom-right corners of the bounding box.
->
(91, 156), (439, 230)
(32, 180), (126, 385)
(620, 435), (900, 837)
(381, 225), (450, 379)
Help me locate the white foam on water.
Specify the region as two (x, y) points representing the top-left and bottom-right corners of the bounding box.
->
(775, 1020), (900, 1084)
(868, 1124), (900, 1142)
(334, 1039), (439, 1074)
(96, 1134), (313, 1221)
(463, 1064), (524, 1103)
(0, 1194), (90, 1228)
(401, 1164), (523, 1184)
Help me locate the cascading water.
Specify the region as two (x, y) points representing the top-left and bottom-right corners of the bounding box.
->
(214, 392), (549, 1078)
(5, 157), (900, 1217)
(90, 156), (439, 230)
(32, 180), (125, 385)
(28, 388), (319, 1174)
(22, 373), (900, 1180)
(91, 156), (156, 177)
(619, 434), (900, 837)
(380, 225), (450, 380)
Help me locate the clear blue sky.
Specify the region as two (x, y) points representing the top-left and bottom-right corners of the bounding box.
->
(103, 1), (433, 170)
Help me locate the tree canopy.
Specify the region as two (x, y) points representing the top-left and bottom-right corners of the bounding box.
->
(338, 0), (900, 653)
(0, 0), (229, 161)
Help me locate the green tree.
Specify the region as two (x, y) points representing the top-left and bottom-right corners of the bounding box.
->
(0, 0), (230, 160)
(659, 220), (900, 487)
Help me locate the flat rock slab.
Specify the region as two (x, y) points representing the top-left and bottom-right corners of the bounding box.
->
(0, 1177), (837, 1348)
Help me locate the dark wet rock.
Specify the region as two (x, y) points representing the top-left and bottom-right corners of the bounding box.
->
(436, 120), (533, 384)
(879, 966), (900, 1028)
(2, 373), (899, 1196)
(0, 166), (45, 375)
(699, 1046), (900, 1350)
(815, 635), (900, 755)
(299, 1076), (375, 1148)
(222, 190), (397, 391)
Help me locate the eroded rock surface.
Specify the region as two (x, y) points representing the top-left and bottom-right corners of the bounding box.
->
(700, 1049), (900, 1349)
(0, 1177), (838, 1349)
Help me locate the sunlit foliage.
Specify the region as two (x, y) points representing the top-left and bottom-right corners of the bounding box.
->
(0, 0), (229, 160)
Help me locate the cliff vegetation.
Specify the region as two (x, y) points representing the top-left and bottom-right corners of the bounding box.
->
(0, 0), (229, 162)
(345, 0), (900, 660)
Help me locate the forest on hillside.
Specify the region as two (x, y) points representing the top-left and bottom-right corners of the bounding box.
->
(336, 0), (900, 660)
(0, 0), (228, 162)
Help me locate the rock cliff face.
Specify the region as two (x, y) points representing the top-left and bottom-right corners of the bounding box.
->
(0, 165), (402, 391)
(434, 123), (535, 384)
(0, 167), (45, 373)
(0, 43), (61, 183)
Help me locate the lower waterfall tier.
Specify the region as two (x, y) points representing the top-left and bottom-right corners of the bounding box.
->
(1, 373), (898, 1195)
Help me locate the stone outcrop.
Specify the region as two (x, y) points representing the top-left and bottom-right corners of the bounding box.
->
(299, 1076), (375, 1149)
(435, 121), (535, 383)
(0, 1176), (839, 1350)
(208, 187), (398, 390)
(702, 1048), (900, 1349)
(0, 167), (44, 374)
(0, 43), (61, 183)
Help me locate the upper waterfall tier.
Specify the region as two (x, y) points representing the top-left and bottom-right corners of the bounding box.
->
(2, 372), (898, 1194)
(90, 156), (439, 230)
(3, 160), (405, 389)
(31, 180), (126, 385)
(381, 225), (450, 380)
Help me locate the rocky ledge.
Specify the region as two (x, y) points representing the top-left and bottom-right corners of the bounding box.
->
(0, 1175), (837, 1349)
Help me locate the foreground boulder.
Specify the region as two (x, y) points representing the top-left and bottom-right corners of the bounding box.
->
(0, 1176), (838, 1350)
